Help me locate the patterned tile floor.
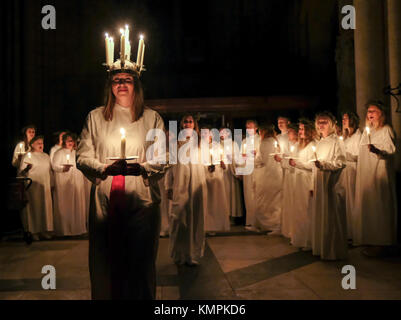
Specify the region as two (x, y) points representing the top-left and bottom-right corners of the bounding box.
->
(1, 228), (401, 300)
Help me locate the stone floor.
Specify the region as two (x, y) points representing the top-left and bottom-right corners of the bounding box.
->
(1, 228), (401, 300)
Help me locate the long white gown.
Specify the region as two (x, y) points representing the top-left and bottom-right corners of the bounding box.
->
(18, 152), (54, 234)
(241, 134), (260, 226)
(49, 144), (62, 163)
(76, 104), (167, 300)
(310, 133), (347, 260)
(338, 130), (361, 239)
(292, 141), (315, 248)
(253, 137), (282, 231)
(52, 148), (87, 236)
(169, 142), (208, 264)
(353, 125), (397, 246)
(158, 175), (170, 235)
(280, 141), (298, 238)
(12, 141), (29, 168)
(277, 132), (289, 155)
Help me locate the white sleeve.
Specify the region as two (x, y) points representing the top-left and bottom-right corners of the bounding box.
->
(320, 141), (346, 171)
(51, 150), (65, 173)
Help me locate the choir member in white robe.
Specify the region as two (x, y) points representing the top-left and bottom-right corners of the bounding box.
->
(289, 119), (317, 249)
(220, 128), (244, 220)
(52, 133), (87, 236)
(277, 116), (291, 155)
(338, 112), (361, 240)
(169, 115), (208, 266)
(49, 131), (67, 163)
(18, 136), (54, 240)
(274, 124), (299, 237)
(310, 112), (347, 260)
(11, 125), (36, 169)
(242, 120), (261, 230)
(201, 127), (230, 233)
(253, 124), (282, 232)
(353, 102), (398, 253)
(77, 70), (167, 300)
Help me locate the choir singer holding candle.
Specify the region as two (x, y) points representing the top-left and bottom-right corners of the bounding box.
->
(76, 30), (167, 299)
(353, 101), (398, 256)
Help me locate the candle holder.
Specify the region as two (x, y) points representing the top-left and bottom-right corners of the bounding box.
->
(106, 156), (139, 161)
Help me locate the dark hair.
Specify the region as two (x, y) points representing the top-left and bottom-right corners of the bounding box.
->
(62, 132), (77, 148)
(342, 111), (360, 137)
(298, 118), (316, 149)
(365, 100), (387, 127)
(21, 125), (36, 151)
(103, 72), (145, 122)
(29, 135), (44, 146)
(287, 123), (299, 132)
(259, 123), (277, 139)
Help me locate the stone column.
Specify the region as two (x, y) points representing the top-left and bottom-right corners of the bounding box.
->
(387, 0), (401, 171)
(354, 0), (388, 123)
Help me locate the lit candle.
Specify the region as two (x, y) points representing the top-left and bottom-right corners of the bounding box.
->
(312, 146), (317, 161)
(274, 140), (278, 153)
(137, 34), (145, 69)
(19, 143), (23, 154)
(219, 146), (223, 161)
(105, 33), (110, 66)
(120, 128), (126, 159)
(66, 154), (70, 164)
(290, 145), (295, 157)
(365, 126), (371, 144)
(109, 37), (114, 66)
(243, 143), (247, 155)
(125, 25), (131, 60)
(120, 28), (126, 64)
(339, 136), (344, 141)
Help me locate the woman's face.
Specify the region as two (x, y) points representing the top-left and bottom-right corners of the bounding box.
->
(299, 124), (305, 139)
(288, 129), (298, 142)
(342, 114), (349, 129)
(64, 136), (75, 150)
(367, 105), (382, 125)
(246, 122), (257, 136)
(182, 116), (195, 130)
(111, 73), (134, 102)
(277, 118), (289, 133)
(219, 128), (230, 140)
(26, 128), (36, 142)
(31, 139), (44, 152)
(201, 129), (211, 142)
(317, 117), (331, 137)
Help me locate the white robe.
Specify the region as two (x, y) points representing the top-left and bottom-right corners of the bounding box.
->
(292, 141), (315, 248)
(277, 132), (289, 155)
(12, 141), (29, 168)
(353, 125), (397, 246)
(18, 152), (54, 234)
(241, 134), (260, 226)
(280, 141), (298, 238)
(158, 175), (170, 235)
(253, 137), (282, 231)
(169, 143), (208, 264)
(52, 148), (87, 236)
(76, 105), (166, 299)
(49, 144), (62, 163)
(338, 130), (361, 239)
(310, 134), (347, 260)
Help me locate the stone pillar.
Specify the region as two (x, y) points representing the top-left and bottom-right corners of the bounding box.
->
(387, 0), (401, 171)
(354, 0), (388, 124)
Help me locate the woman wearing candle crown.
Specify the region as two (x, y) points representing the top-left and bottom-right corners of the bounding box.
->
(310, 112), (347, 260)
(353, 101), (398, 256)
(76, 58), (167, 299)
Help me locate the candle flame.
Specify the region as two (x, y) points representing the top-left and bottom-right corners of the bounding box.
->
(125, 24), (129, 29)
(290, 146), (295, 152)
(66, 154), (70, 160)
(120, 28), (124, 34)
(365, 126), (370, 135)
(19, 143), (23, 148)
(105, 32), (109, 38)
(140, 34), (144, 40)
(274, 141), (278, 148)
(339, 136), (344, 140)
(120, 128), (126, 137)
(28, 152), (31, 158)
(312, 146), (316, 152)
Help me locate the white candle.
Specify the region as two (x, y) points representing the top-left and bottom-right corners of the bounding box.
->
(28, 152), (31, 159)
(125, 25), (131, 60)
(365, 126), (371, 144)
(274, 141), (278, 153)
(137, 34), (145, 69)
(339, 136), (344, 141)
(109, 37), (114, 66)
(290, 145), (295, 156)
(19, 143), (23, 154)
(312, 146), (317, 161)
(120, 128), (126, 159)
(105, 33), (110, 66)
(66, 154), (70, 164)
(120, 29), (126, 63)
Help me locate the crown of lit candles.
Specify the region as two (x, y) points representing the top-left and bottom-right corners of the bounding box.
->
(104, 24), (146, 76)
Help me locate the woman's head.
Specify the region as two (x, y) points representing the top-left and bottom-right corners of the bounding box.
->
(298, 118), (316, 149)
(30, 135), (44, 152)
(180, 114), (199, 136)
(287, 123), (299, 142)
(258, 123), (276, 140)
(246, 120), (258, 136)
(22, 125), (36, 142)
(103, 72), (144, 122)
(62, 132), (77, 150)
(342, 111), (360, 137)
(277, 116), (290, 133)
(315, 111), (337, 138)
(365, 100), (386, 128)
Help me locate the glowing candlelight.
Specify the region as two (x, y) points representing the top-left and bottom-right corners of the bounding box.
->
(120, 128), (126, 159)
(120, 28), (126, 64)
(365, 126), (371, 144)
(290, 145), (295, 156)
(242, 143), (247, 155)
(137, 34), (145, 69)
(27, 152), (31, 159)
(125, 25), (131, 61)
(66, 154), (70, 164)
(339, 136), (344, 141)
(312, 146), (317, 161)
(19, 143), (23, 154)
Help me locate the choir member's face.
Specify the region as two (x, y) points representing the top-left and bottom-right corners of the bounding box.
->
(201, 129), (211, 143)
(59, 132), (66, 145)
(31, 139), (44, 152)
(246, 122), (257, 136)
(367, 105), (382, 125)
(111, 73), (134, 100)
(342, 114), (349, 129)
(299, 124), (305, 139)
(288, 129), (298, 142)
(182, 116), (195, 130)
(26, 128), (36, 142)
(317, 118), (330, 137)
(65, 136), (75, 150)
(219, 129), (229, 140)
(277, 118), (289, 133)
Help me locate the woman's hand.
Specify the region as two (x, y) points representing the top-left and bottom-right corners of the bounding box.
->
(220, 160), (226, 170)
(62, 165), (72, 172)
(208, 164), (215, 173)
(289, 159), (296, 167)
(274, 155), (282, 162)
(368, 144), (382, 155)
(103, 159), (127, 176)
(314, 160), (322, 169)
(126, 163), (147, 176)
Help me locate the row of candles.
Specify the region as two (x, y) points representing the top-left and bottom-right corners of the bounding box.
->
(105, 25), (145, 69)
